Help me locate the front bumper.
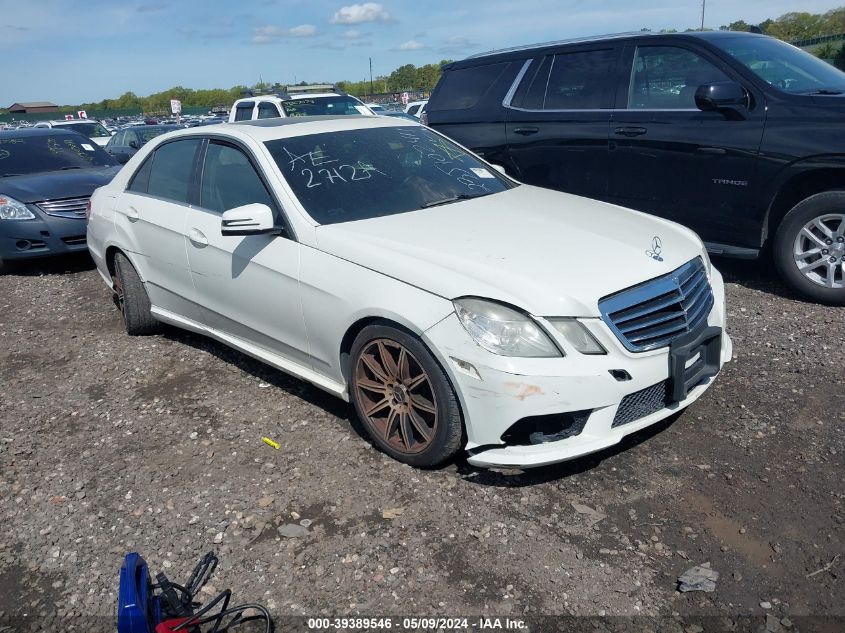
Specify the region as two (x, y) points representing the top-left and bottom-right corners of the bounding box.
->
(0, 210), (88, 262)
(422, 269), (731, 469)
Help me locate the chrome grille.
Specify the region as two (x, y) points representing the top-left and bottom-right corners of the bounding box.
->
(35, 196), (89, 219)
(599, 258), (714, 352)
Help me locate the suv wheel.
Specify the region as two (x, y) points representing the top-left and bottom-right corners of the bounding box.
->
(112, 252), (161, 335)
(350, 324), (463, 468)
(774, 191), (845, 305)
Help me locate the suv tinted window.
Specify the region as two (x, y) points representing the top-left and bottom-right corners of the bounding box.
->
(432, 62), (511, 110)
(146, 139), (201, 203)
(628, 46), (730, 109)
(257, 102), (280, 119)
(544, 49), (615, 109)
(200, 142), (275, 213)
(510, 50), (614, 110)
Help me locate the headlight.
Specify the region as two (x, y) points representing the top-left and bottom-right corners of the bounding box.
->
(453, 297), (561, 357)
(548, 319), (606, 355)
(0, 196), (35, 220)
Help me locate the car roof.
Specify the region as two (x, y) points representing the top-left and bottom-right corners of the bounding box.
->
(457, 30), (767, 66)
(0, 128), (82, 138)
(157, 114), (419, 144)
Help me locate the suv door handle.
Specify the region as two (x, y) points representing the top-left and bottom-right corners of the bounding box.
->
(614, 126), (648, 137)
(513, 126), (539, 136)
(188, 228), (208, 246)
(125, 206), (140, 221)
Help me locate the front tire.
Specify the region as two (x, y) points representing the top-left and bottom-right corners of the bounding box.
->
(350, 324), (463, 468)
(113, 252), (161, 335)
(774, 191), (845, 306)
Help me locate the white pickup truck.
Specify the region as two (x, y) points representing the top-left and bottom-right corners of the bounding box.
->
(228, 85), (374, 122)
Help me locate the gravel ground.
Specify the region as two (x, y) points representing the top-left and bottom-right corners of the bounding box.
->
(0, 253), (842, 632)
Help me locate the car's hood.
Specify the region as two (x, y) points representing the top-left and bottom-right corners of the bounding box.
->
(0, 166), (120, 203)
(315, 185), (706, 316)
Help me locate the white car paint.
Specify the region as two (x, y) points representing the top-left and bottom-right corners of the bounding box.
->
(404, 100), (427, 118)
(87, 116), (731, 468)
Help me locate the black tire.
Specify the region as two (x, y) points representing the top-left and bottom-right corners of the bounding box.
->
(113, 252), (161, 335)
(773, 191), (845, 306)
(349, 324), (463, 468)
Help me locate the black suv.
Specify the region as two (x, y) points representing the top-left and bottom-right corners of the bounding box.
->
(426, 31), (845, 304)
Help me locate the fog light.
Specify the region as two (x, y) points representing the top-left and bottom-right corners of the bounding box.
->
(16, 240), (31, 250)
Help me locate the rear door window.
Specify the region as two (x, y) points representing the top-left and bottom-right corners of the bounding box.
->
(257, 102), (281, 119)
(144, 139), (202, 203)
(510, 49), (616, 109)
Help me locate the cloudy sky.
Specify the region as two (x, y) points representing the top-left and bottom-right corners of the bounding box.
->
(1, 0), (841, 105)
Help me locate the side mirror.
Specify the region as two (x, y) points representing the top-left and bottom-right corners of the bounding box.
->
(490, 164), (507, 175)
(221, 203), (277, 236)
(128, 140), (139, 149)
(116, 153), (131, 165)
(695, 81), (747, 112)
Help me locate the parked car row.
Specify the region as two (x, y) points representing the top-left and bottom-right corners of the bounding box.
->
(2, 29), (841, 471)
(424, 30), (845, 305)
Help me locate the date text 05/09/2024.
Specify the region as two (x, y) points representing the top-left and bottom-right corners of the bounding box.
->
(306, 617), (527, 630)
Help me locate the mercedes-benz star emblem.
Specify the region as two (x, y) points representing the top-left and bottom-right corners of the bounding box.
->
(646, 236), (664, 261)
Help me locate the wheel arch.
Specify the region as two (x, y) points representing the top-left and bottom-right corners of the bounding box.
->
(339, 315), (425, 386)
(104, 245), (147, 283)
(765, 166), (845, 245)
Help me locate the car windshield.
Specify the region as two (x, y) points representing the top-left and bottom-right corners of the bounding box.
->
(60, 122), (111, 137)
(711, 36), (845, 94)
(265, 125), (515, 225)
(281, 96), (370, 117)
(0, 133), (116, 176)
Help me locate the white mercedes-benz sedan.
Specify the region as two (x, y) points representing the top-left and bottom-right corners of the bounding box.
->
(87, 116), (732, 469)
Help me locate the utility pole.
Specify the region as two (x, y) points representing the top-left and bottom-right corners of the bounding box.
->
(369, 57), (374, 99)
(700, 0), (706, 31)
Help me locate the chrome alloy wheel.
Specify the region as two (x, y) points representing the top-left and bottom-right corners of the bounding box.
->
(353, 338), (438, 455)
(792, 213), (845, 289)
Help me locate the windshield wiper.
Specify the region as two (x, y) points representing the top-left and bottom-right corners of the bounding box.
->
(420, 193), (487, 209)
(800, 88), (843, 95)
(59, 166), (82, 170)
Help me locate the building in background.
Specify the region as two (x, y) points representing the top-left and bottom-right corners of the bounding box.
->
(6, 102), (60, 114)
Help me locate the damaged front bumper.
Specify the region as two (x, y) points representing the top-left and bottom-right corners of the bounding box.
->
(422, 271), (732, 469)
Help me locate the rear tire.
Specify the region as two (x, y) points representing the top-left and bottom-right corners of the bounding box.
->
(773, 191), (845, 306)
(113, 252), (161, 335)
(350, 324), (463, 468)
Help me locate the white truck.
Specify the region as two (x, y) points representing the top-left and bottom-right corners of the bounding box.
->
(228, 85), (374, 122)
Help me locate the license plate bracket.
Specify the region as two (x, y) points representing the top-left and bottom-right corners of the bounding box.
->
(668, 325), (722, 402)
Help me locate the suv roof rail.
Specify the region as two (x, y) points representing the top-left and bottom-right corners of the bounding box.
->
(466, 31), (650, 60)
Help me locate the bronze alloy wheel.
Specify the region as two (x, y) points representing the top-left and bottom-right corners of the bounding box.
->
(353, 338), (439, 455)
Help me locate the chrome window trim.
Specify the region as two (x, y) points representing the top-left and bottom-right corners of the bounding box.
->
(501, 59), (533, 108)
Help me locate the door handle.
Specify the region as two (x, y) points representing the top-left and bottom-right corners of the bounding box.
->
(614, 126), (648, 137)
(697, 147), (727, 155)
(513, 126), (539, 136)
(125, 206), (140, 221)
(188, 228), (208, 246)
